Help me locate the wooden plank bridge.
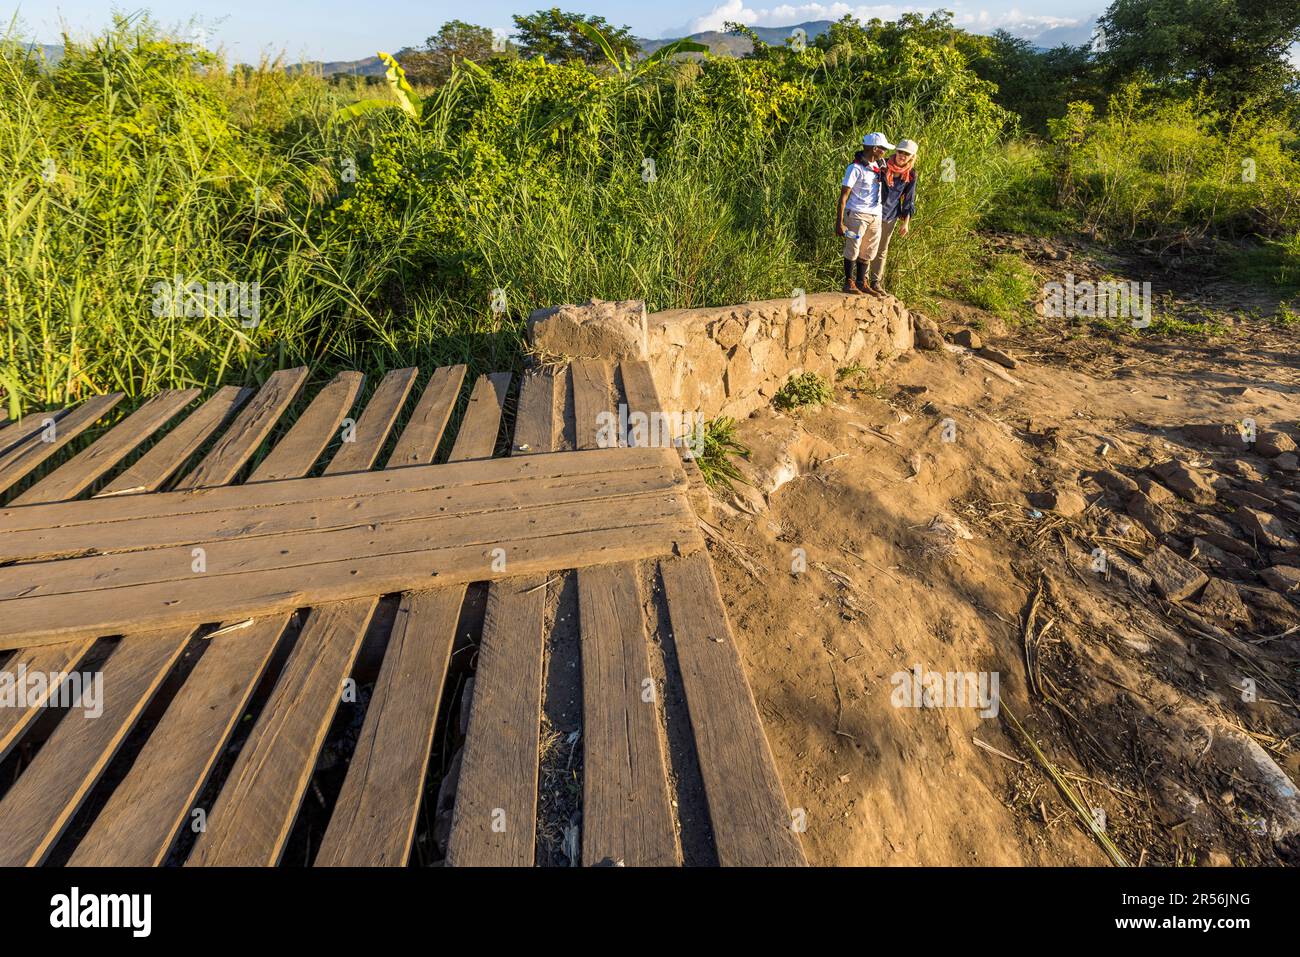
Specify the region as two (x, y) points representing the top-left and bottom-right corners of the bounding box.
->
(0, 361), (806, 867)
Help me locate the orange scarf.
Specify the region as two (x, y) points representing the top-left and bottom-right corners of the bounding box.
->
(886, 154), (914, 187)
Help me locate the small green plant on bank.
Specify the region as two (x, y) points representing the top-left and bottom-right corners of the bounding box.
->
(774, 372), (832, 411)
(1272, 302), (1300, 326)
(694, 416), (749, 490)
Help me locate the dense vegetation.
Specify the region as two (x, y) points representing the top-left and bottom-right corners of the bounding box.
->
(2, 4), (1298, 413)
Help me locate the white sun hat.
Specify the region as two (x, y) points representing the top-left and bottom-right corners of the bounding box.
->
(894, 138), (919, 155)
(861, 132), (894, 149)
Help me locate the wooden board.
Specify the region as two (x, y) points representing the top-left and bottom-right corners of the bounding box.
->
(570, 359), (614, 450)
(445, 370), (557, 867)
(316, 368), (509, 866)
(313, 588), (462, 866)
(0, 630), (189, 866)
(0, 445), (678, 538)
(619, 359), (710, 516)
(577, 564), (679, 866)
(0, 639), (97, 762)
(67, 617), (289, 867)
(446, 372), (511, 462)
(572, 359), (678, 865)
(387, 365), (466, 469)
(10, 389), (199, 505)
(1, 463), (683, 567)
(658, 552), (806, 866)
(0, 393), (124, 497)
(248, 372), (363, 483)
(0, 493), (697, 649)
(174, 368), (308, 490)
(323, 367), (418, 475)
(66, 369), (355, 866)
(96, 386), (252, 496)
(186, 598), (377, 866)
(444, 576), (547, 866)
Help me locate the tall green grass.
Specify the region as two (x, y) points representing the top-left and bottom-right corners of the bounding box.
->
(1, 17), (1011, 415)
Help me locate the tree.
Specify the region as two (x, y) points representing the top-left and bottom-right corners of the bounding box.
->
(398, 20), (502, 85)
(968, 30), (1102, 132)
(512, 8), (639, 64)
(1097, 0), (1300, 112)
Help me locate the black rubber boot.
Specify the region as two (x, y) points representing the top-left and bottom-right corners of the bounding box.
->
(856, 260), (879, 296)
(842, 259), (861, 294)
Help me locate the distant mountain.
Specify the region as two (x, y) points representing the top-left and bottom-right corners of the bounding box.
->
(1029, 22), (1099, 50)
(30, 18), (1102, 78)
(640, 20), (834, 58)
(286, 55), (386, 77)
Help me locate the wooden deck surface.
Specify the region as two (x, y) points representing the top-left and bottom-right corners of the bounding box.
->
(0, 362), (805, 867)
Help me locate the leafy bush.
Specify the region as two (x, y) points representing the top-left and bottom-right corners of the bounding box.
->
(774, 372), (833, 410)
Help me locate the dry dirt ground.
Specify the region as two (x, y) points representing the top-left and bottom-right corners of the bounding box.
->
(707, 242), (1300, 867)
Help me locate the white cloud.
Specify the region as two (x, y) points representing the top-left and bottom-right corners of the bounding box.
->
(680, 2), (1083, 39)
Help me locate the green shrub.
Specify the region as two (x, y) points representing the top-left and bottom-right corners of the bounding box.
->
(774, 372), (833, 410)
(694, 416), (750, 490)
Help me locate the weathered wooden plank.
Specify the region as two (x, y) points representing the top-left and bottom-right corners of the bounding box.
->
(510, 371), (556, 454)
(659, 552), (807, 866)
(445, 369), (556, 867)
(620, 359), (710, 516)
(66, 369), (358, 866)
(445, 577), (547, 866)
(186, 598), (377, 866)
(0, 630), (189, 866)
(175, 367), (308, 490)
(96, 386), (252, 497)
(314, 368), (512, 866)
(314, 588), (461, 866)
(572, 358), (678, 865)
(570, 359), (614, 450)
(0, 459), (684, 563)
(577, 564), (679, 866)
(387, 365), (466, 469)
(447, 372), (511, 462)
(1, 444), (675, 536)
(67, 617), (288, 867)
(247, 372), (364, 483)
(0, 393), (124, 497)
(0, 497), (699, 648)
(0, 411), (50, 458)
(10, 390), (200, 506)
(0, 639), (98, 762)
(322, 367), (418, 476)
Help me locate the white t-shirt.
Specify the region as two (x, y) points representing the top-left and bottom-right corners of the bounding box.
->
(841, 161), (882, 214)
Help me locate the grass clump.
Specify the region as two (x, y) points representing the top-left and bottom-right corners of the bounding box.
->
(773, 371), (832, 411)
(693, 416), (749, 490)
(960, 254), (1039, 323)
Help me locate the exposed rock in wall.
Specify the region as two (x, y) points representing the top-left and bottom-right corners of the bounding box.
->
(528, 292), (914, 419)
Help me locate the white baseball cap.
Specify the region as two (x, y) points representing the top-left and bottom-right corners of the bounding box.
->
(861, 132), (894, 149)
(894, 138), (919, 156)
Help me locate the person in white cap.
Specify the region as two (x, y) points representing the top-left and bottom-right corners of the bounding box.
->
(835, 132), (893, 296)
(869, 138), (919, 295)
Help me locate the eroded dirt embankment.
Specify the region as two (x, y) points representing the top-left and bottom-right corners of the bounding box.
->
(708, 264), (1300, 867)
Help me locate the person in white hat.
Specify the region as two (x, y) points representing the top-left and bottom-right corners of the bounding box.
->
(868, 138), (919, 295)
(835, 132), (893, 296)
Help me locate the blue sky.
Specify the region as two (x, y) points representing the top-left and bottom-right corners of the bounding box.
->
(13, 1), (1106, 61)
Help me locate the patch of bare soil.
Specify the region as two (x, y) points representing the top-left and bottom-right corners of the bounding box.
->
(707, 257), (1300, 867)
